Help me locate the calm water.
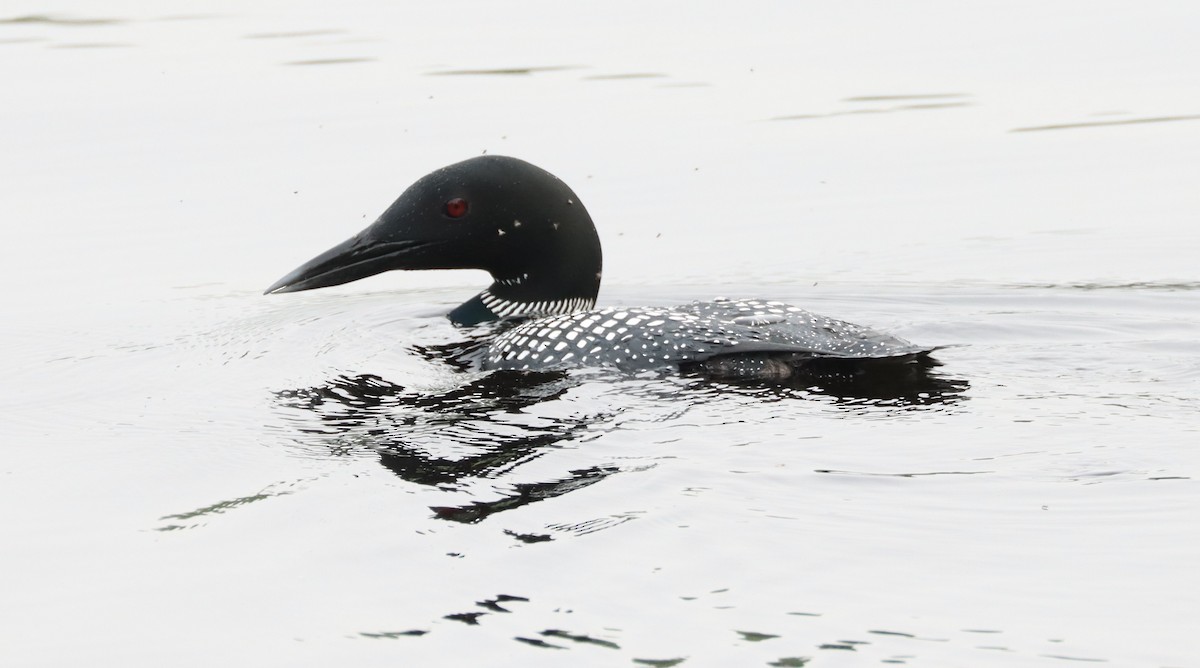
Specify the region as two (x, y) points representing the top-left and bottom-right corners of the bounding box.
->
(2, 2), (1198, 666)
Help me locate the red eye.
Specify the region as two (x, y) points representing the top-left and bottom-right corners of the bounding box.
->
(444, 198), (469, 218)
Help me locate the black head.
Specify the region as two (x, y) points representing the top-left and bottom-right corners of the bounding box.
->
(265, 155), (603, 325)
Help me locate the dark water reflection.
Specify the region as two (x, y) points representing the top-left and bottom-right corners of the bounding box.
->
(426, 65), (580, 76)
(275, 351), (967, 523)
(277, 369), (620, 523)
(680, 356), (968, 407)
(0, 14), (122, 25)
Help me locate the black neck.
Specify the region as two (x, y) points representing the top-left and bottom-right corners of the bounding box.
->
(448, 295), (497, 326)
(450, 257), (601, 326)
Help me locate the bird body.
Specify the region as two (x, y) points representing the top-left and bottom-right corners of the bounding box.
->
(266, 156), (936, 376)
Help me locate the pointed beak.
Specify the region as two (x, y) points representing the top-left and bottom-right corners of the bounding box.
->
(264, 233), (440, 295)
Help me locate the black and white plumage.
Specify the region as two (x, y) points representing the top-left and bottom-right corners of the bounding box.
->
(485, 299), (929, 372)
(266, 156), (937, 377)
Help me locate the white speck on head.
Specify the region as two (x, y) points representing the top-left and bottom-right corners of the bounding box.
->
(513, 219), (522, 227)
(497, 228), (506, 236)
(552, 222), (560, 230)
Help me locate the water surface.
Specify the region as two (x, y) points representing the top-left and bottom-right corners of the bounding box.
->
(1, 2), (1198, 666)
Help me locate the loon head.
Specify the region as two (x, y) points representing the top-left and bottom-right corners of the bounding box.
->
(265, 155), (603, 325)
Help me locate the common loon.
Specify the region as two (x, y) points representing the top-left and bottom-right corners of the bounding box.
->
(265, 156), (936, 377)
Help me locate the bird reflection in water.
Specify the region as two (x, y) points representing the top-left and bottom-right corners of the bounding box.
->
(275, 341), (967, 524)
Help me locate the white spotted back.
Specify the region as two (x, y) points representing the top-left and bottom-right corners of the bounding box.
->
(483, 299), (931, 371)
